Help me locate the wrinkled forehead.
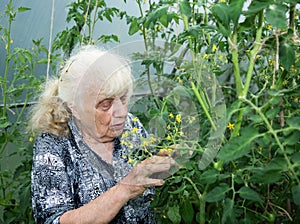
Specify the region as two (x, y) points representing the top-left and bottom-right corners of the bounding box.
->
(74, 52), (133, 108)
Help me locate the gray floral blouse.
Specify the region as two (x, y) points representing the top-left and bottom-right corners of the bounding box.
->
(31, 113), (155, 224)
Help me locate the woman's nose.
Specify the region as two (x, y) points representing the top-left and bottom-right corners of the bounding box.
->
(113, 99), (128, 117)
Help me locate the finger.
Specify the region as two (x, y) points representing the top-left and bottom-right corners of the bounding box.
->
(143, 155), (175, 165)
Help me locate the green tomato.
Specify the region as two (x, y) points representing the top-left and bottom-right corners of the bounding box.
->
(266, 213), (275, 223)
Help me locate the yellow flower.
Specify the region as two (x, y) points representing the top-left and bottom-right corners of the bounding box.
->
(121, 140), (127, 146)
(189, 116), (196, 124)
(141, 141), (149, 147)
(203, 54), (209, 59)
(121, 131), (129, 138)
(267, 24), (273, 30)
(128, 158), (133, 164)
(282, 80), (288, 86)
(132, 117), (138, 122)
(293, 97), (299, 103)
(212, 44), (217, 52)
(166, 135), (172, 140)
(256, 55), (261, 59)
(132, 127), (139, 133)
(159, 148), (173, 154)
(291, 67), (297, 73)
(227, 122), (235, 130)
(149, 136), (156, 143)
(29, 136), (34, 142)
(169, 113), (174, 119)
(176, 114), (181, 123)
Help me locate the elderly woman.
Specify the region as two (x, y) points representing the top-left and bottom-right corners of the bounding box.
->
(29, 45), (173, 224)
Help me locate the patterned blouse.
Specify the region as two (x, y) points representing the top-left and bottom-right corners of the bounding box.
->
(31, 113), (155, 224)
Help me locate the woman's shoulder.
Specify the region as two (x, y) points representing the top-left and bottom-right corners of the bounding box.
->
(35, 132), (68, 144)
(33, 132), (71, 155)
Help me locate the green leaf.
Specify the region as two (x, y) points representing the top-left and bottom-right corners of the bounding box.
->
(222, 198), (237, 224)
(250, 168), (283, 184)
(145, 5), (168, 27)
(249, 114), (264, 123)
(159, 13), (169, 27)
(286, 117), (300, 129)
(279, 40), (295, 71)
(266, 107), (280, 119)
(0, 119), (11, 129)
(169, 184), (186, 194)
(265, 158), (288, 171)
(229, 0), (245, 24)
(167, 205), (181, 224)
(292, 185), (300, 206)
(291, 152), (300, 166)
(284, 131), (300, 145)
(205, 183), (230, 202)
(179, 0), (192, 18)
(217, 127), (260, 162)
(211, 3), (230, 30)
(128, 18), (139, 35)
(148, 115), (166, 139)
(265, 4), (288, 29)
(200, 169), (219, 184)
(245, 0), (272, 16)
(238, 186), (263, 205)
(18, 7), (31, 13)
(181, 199), (194, 224)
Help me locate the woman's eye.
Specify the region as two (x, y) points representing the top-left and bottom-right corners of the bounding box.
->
(97, 100), (112, 110)
(120, 95), (128, 103)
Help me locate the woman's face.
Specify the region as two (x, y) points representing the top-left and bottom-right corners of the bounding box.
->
(93, 92), (129, 142)
(73, 88), (129, 143)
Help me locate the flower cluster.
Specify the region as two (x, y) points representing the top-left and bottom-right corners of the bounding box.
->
(120, 112), (195, 167)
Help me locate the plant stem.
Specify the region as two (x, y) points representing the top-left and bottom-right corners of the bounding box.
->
(229, 31), (243, 96)
(241, 98), (300, 185)
(191, 81), (217, 131)
(90, 0), (99, 43)
(2, 0), (13, 118)
(230, 11), (264, 137)
(183, 176), (205, 224)
(242, 11), (263, 98)
(137, 0), (160, 109)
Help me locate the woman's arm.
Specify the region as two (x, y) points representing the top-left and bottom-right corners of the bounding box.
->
(60, 155), (172, 224)
(60, 182), (140, 224)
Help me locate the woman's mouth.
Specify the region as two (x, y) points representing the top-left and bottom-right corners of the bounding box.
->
(111, 123), (124, 130)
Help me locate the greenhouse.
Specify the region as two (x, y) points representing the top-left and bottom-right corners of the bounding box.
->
(0, 0), (299, 223)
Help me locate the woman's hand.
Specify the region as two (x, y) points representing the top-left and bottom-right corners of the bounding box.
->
(119, 155), (175, 198)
